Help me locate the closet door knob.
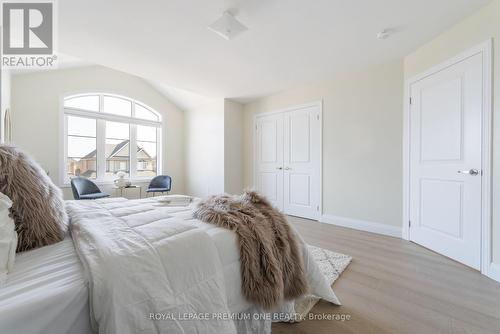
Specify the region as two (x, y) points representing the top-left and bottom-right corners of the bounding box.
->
(276, 167), (283, 170)
(457, 169), (480, 176)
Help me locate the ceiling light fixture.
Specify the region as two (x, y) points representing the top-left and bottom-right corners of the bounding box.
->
(208, 11), (248, 40)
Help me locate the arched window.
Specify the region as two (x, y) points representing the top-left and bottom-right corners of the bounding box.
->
(63, 93), (162, 183)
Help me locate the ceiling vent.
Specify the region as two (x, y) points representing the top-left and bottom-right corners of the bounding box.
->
(208, 11), (247, 40)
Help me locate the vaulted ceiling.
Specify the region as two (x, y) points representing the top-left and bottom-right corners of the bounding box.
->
(58, 0), (490, 104)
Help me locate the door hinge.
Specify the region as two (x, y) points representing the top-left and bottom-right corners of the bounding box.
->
(316, 205), (320, 211)
(316, 114), (320, 120)
(409, 220), (411, 228)
(409, 97), (413, 105)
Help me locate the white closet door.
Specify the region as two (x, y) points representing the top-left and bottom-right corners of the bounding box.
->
(283, 106), (321, 220)
(255, 113), (284, 210)
(409, 52), (483, 269)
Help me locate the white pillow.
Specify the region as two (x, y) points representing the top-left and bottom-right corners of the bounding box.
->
(0, 192), (17, 285)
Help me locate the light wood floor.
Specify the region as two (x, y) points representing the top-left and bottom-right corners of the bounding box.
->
(272, 217), (500, 334)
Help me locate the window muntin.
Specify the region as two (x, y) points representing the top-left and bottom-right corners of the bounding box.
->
(63, 94), (161, 183)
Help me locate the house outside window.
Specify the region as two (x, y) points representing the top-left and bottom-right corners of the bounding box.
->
(63, 93), (161, 184)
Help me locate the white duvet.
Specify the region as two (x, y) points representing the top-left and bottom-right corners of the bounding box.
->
(0, 192), (17, 286)
(66, 197), (340, 334)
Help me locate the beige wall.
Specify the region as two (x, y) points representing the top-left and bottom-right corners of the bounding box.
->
(243, 60), (404, 227)
(184, 99), (245, 197)
(404, 0), (500, 264)
(11, 65), (185, 199)
(1, 69), (11, 143)
(185, 99), (225, 197)
(224, 100), (244, 195)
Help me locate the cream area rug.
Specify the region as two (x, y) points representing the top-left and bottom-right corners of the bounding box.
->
(292, 246), (352, 321)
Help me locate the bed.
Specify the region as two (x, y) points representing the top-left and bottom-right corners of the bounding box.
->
(0, 236), (94, 334)
(0, 196), (339, 334)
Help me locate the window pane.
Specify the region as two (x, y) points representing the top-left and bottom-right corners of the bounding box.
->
(103, 96), (131, 117)
(137, 125), (157, 142)
(137, 141), (157, 177)
(105, 121), (130, 178)
(68, 136), (96, 159)
(64, 95), (99, 112)
(67, 136), (96, 179)
(135, 104), (159, 121)
(67, 116), (96, 137)
(106, 121), (129, 139)
(64, 95), (163, 182)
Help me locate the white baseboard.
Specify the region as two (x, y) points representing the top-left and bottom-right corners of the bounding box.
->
(320, 214), (402, 238)
(487, 263), (500, 283)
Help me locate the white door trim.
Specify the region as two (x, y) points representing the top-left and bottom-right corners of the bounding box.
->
(253, 100), (323, 219)
(402, 40), (494, 280)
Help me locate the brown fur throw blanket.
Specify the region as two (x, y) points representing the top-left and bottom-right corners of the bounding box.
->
(0, 145), (66, 252)
(193, 190), (308, 309)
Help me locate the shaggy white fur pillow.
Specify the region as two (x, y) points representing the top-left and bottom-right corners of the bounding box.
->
(0, 145), (66, 252)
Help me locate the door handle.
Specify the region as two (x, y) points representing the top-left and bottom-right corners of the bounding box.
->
(457, 169), (480, 176)
(276, 167), (283, 170)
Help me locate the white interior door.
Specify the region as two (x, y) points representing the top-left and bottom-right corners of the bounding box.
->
(283, 106), (321, 220)
(255, 113), (284, 210)
(255, 104), (321, 220)
(409, 53), (483, 269)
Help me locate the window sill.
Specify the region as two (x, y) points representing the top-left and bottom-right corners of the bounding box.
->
(60, 178), (155, 188)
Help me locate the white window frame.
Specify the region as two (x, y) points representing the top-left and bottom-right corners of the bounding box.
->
(61, 93), (162, 185)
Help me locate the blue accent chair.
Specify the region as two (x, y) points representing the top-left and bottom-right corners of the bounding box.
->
(71, 177), (110, 200)
(146, 175), (172, 197)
